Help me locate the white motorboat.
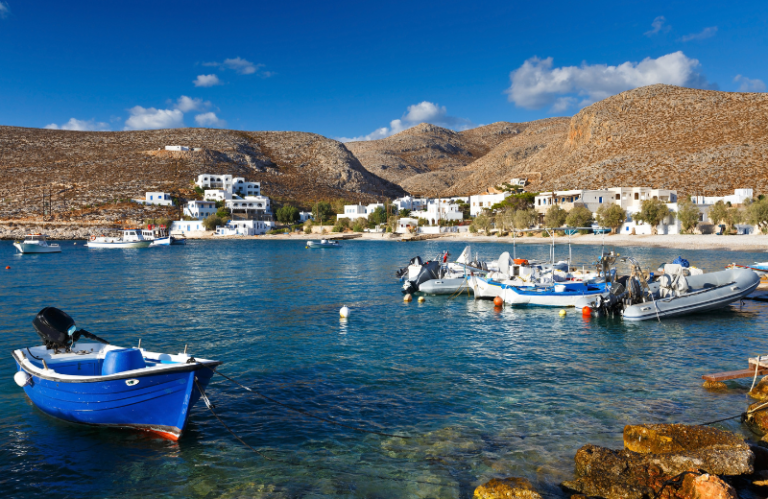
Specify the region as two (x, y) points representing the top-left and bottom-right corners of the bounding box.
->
(501, 281), (611, 307)
(86, 229), (152, 249)
(13, 234), (61, 254)
(307, 239), (340, 248)
(146, 227), (186, 246)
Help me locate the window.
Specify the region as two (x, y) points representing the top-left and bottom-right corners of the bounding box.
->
(598, 197), (603, 203)
(615, 194), (620, 200)
(634, 193), (639, 200)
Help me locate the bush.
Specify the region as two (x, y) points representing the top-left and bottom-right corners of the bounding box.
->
(216, 207), (231, 219)
(202, 214), (223, 231)
(352, 218), (367, 232)
(276, 204), (300, 224)
(469, 224), (477, 233)
(367, 206), (387, 226)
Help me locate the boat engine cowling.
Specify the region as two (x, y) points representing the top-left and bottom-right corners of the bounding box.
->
(32, 307), (110, 351)
(402, 260), (441, 294)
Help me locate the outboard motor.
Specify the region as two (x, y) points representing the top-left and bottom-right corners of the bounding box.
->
(402, 260), (442, 294)
(32, 307), (110, 352)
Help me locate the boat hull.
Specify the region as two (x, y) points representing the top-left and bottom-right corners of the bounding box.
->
(307, 242), (339, 248)
(417, 278), (470, 295)
(13, 243), (61, 253)
(86, 241), (152, 249)
(13, 357), (216, 440)
(622, 269), (760, 321)
(501, 282), (609, 307)
(151, 237), (172, 246)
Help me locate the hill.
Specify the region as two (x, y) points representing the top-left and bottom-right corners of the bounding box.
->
(0, 127), (403, 219)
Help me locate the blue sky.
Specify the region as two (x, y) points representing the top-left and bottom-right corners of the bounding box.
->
(0, 0), (766, 140)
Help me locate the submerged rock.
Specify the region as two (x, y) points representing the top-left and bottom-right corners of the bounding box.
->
(702, 380), (728, 391)
(743, 402), (768, 435)
(623, 424), (745, 454)
(749, 377), (768, 401)
(473, 477), (542, 499)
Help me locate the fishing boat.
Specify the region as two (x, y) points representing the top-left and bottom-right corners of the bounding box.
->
(501, 280), (611, 307)
(86, 229), (152, 249)
(307, 239), (340, 248)
(11, 307), (220, 440)
(13, 234), (61, 254)
(147, 227), (186, 246)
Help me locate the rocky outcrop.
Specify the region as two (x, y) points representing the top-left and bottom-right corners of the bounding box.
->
(742, 402), (768, 435)
(473, 477), (542, 499)
(562, 425), (753, 499)
(749, 377), (768, 401)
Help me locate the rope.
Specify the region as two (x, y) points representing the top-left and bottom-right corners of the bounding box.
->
(652, 471), (702, 499)
(750, 355), (765, 393)
(200, 365), (412, 439)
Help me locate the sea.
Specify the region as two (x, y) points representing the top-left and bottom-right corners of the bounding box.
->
(1, 238), (767, 499)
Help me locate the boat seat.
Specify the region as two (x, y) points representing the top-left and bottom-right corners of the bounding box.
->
(102, 348), (146, 375)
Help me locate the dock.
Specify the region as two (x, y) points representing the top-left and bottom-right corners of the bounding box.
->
(702, 355), (768, 382)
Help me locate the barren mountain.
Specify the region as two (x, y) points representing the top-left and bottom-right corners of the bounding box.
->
(0, 127), (403, 219)
(345, 122), (523, 195)
(498, 84), (768, 196)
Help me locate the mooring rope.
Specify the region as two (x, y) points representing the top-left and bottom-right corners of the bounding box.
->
(198, 365), (412, 439)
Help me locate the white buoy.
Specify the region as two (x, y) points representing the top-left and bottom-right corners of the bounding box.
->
(418, 296), (425, 303)
(403, 294), (412, 302)
(14, 371), (31, 387)
(340, 306), (350, 318)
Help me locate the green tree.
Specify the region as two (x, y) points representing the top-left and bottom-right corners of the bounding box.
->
(276, 204), (300, 224)
(513, 209), (538, 230)
(202, 214), (223, 231)
(634, 198), (674, 234)
(312, 201), (336, 225)
(216, 206), (231, 219)
(707, 200), (728, 227)
(456, 201), (471, 220)
(747, 198), (768, 234)
(676, 198), (700, 234)
(596, 204), (626, 233)
(565, 205), (593, 233)
(491, 192), (537, 212)
(725, 206), (744, 233)
(367, 206), (387, 226)
(399, 208), (412, 218)
(544, 205), (568, 228)
(473, 213), (492, 233)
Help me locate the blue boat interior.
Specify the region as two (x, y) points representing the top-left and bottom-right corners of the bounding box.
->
(27, 348), (181, 376)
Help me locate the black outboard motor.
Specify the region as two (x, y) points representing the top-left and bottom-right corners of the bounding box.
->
(402, 260), (441, 294)
(33, 307), (110, 351)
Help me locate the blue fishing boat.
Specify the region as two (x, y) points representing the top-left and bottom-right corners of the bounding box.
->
(501, 281), (610, 307)
(11, 307), (220, 440)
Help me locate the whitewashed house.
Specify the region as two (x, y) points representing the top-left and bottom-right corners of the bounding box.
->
(196, 174), (235, 191)
(410, 201), (463, 225)
(183, 200), (217, 220)
(232, 179), (261, 197)
(204, 189), (233, 202)
(691, 189), (753, 206)
(396, 217), (420, 233)
(469, 192), (511, 216)
(299, 211), (313, 223)
(215, 220), (275, 236)
(165, 145), (189, 152)
(133, 192), (173, 206)
(170, 220), (206, 234)
(225, 196), (271, 218)
(337, 204), (367, 221)
(393, 196), (428, 212)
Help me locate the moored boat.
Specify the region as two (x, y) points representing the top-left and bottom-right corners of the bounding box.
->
(86, 229), (152, 248)
(13, 234), (61, 254)
(11, 307), (220, 440)
(501, 280), (611, 307)
(727, 262), (768, 278)
(307, 239), (340, 248)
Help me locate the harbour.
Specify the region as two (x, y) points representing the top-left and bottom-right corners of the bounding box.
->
(4, 239), (768, 498)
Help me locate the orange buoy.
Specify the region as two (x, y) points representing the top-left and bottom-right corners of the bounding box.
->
(5, 266), (10, 270)
(582, 306), (592, 317)
(493, 296), (503, 307)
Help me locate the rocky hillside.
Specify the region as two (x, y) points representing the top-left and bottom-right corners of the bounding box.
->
(345, 122), (523, 195)
(0, 127), (403, 219)
(500, 84), (768, 195)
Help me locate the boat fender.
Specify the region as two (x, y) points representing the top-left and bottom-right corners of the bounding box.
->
(14, 371), (32, 387)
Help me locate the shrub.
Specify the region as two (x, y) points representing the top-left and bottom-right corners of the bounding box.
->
(469, 224), (477, 233)
(202, 214), (223, 231)
(276, 204), (300, 224)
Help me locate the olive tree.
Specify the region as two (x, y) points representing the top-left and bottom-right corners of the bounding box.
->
(202, 214), (223, 231)
(565, 205), (593, 233)
(747, 198), (768, 234)
(596, 204), (626, 233)
(634, 198), (675, 235)
(676, 199), (700, 234)
(513, 209), (538, 230)
(544, 205), (568, 228)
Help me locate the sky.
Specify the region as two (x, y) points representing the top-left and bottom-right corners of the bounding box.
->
(0, 0), (766, 141)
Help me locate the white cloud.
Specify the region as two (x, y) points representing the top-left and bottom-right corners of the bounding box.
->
(124, 106), (184, 130)
(44, 118), (110, 131)
(338, 101), (474, 142)
(734, 75), (767, 92)
(193, 74), (222, 87)
(506, 51), (714, 111)
(644, 16), (670, 36)
(681, 26), (718, 42)
(203, 57), (273, 77)
(0, 2), (9, 19)
(173, 95), (210, 112)
(194, 112), (226, 127)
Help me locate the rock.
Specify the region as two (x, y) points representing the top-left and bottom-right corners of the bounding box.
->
(703, 380), (728, 390)
(623, 424), (746, 454)
(749, 377), (768, 401)
(562, 440), (753, 499)
(752, 469), (768, 487)
(751, 444), (768, 471)
(679, 473), (737, 499)
(742, 402), (768, 435)
(473, 477), (541, 499)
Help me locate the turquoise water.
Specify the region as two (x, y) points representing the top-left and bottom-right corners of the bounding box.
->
(2, 239), (768, 499)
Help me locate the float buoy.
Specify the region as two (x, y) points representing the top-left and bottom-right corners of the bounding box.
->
(339, 306), (350, 318)
(417, 296), (425, 303)
(403, 294), (412, 302)
(5, 266), (9, 270)
(493, 296), (503, 307)
(559, 309), (567, 317)
(582, 306), (592, 318)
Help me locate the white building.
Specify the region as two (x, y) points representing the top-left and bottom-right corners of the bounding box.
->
(691, 189), (753, 206)
(183, 200), (217, 220)
(393, 196), (428, 212)
(469, 192), (512, 216)
(410, 202), (463, 225)
(171, 220), (206, 234)
(225, 196), (271, 218)
(510, 178), (527, 187)
(396, 217), (420, 233)
(204, 189), (233, 202)
(337, 204), (367, 221)
(215, 220), (275, 236)
(133, 192), (173, 206)
(299, 211), (313, 223)
(232, 178), (261, 197)
(165, 145), (189, 152)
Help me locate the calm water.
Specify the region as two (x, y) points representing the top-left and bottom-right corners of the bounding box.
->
(2, 239), (768, 499)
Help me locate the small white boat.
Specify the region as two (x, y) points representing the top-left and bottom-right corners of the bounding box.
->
(13, 234), (61, 254)
(86, 229), (152, 249)
(307, 239), (340, 248)
(147, 228), (186, 246)
(501, 281), (611, 307)
(727, 262), (768, 278)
